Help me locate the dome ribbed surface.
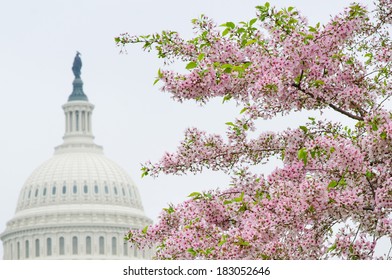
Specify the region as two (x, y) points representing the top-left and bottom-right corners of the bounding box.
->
(16, 152), (143, 212)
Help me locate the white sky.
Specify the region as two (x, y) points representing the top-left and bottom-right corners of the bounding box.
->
(0, 0), (379, 258)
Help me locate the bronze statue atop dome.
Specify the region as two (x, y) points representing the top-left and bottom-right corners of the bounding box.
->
(72, 51), (82, 79)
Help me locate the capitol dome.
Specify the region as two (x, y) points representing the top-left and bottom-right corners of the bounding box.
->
(0, 53), (152, 259)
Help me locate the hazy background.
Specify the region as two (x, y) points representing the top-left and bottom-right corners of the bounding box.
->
(0, 0), (379, 258)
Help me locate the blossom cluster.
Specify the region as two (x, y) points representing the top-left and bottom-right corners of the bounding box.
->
(119, 1), (391, 259)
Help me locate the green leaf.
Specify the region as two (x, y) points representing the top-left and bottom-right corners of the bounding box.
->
(163, 205), (175, 214)
(218, 234), (228, 246)
(338, 177), (347, 186)
(225, 122), (235, 127)
(380, 131), (387, 140)
(141, 167), (149, 178)
(222, 94), (232, 103)
(226, 22), (235, 29)
(307, 205), (315, 213)
(187, 248), (197, 257)
(142, 226), (148, 235)
(365, 170), (374, 179)
(328, 180), (338, 190)
(197, 53), (205, 61)
(222, 28), (230, 36)
(233, 192), (244, 202)
(245, 39), (257, 46)
(297, 147), (308, 166)
(124, 232), (133, 241)
(327, 243), (337, 253)
(250, 18), (257, 26)
(308, 117), (316, 125)
(240, 107), (248, 114)
(188, 192), (201, 198)
(186, 61), (197, 70)
(299, 125), (308, 133)
(234, 237), (250, 246)
(153, 78), (160, 85)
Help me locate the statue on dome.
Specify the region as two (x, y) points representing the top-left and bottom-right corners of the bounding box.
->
(72, 51), (82, 79)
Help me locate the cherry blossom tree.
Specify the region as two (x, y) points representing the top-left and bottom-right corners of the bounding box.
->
(116, 0), (392, 259)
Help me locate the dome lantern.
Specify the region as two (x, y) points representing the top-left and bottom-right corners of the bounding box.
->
(55, 52), (102, 154)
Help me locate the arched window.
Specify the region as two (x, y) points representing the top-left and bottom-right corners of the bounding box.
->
(47, 238), (52, 256)
(86, 236), (92, 255)
(73, 185), (77, 194)
(35, 239), (40, 257)
(84, 185), (88, 194)
(17, 242), (20, 260)
(122, 188), (126, 196)
(111, 237), (117, 255)
(94, 185), (99, 194)
(104, 185), (109, 194)
(35, 189), (39, 197)
(62, 185), (67, 195)
(72, 236), (78, 255)
(52, 186), (56, 195)
(43, 187), (47, 196)
(99, 236), (105, 255)
(25, 240), (29, 258)
(59, 237), (65, 255)
(114, 186), (118, 195)
(28, 190), (31, 198)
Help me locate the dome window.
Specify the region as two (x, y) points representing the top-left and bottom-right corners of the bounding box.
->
(28, 190), (31, 199)
(62, 186), (67, 195)
(114, 186), (118, 195)
(84, 185), (88, 194)
(86, 236), (92, 255)
(104, 185), (109, 194)
(59, 237), (65, 255)
(43, 188), (47, 197)
(47, 238), (52, 256)
(25, 240), (29, 259)
(73, 185), (77, 194)
(99, 236), (105, 254)
(35, 189), (39, 197)
(72, 237), (78, 255)
(17, 242), (20, 260)
(52, 186), (56, 195)
(35, 239), (40, 257)
(122, 188), (126, 196)
(94, 185), (99, 194)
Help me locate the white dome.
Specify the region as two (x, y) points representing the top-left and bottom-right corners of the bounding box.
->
(15, 152), (144, 212)
(1, 57), (152, 259)
(0, 150), (152, 260)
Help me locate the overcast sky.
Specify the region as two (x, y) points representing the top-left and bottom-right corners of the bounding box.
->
(0, 0), (380, 258)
